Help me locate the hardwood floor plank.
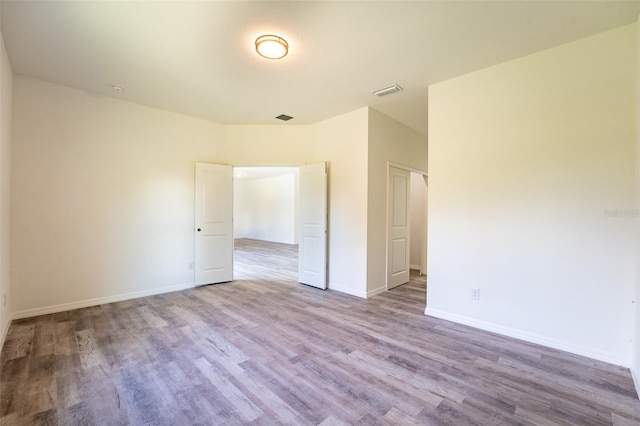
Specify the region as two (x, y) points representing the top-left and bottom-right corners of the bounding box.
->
(612, 411), (640, 426)
(318, 415), (353, 426)
(228, 368), (299, 424)
(344, 349), (451, 407)
(242, 358), (332, 425)
(1, 238), (638, 424)
(194, 357), (263, 423)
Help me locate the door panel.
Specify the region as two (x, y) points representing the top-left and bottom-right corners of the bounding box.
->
(299, 162), (327, 289)
(392, 238), (407, 274)
(195, 163), (233, 285)
(388, 166), (410, 289)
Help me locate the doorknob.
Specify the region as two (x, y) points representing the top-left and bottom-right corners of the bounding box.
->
(197, 228), (201, 232)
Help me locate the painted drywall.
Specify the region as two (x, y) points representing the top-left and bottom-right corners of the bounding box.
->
(427, 24), (637, 366)
(224, 125), (312, 166)
(410, 172), (427, 271)
(9, 77), (378, 314)
(367, 109), (428, 296)
(311, 108), (369, 297)
(11, 76), (225, 317)
(0, 31), (12, 347)
(234, 173), (298, 244)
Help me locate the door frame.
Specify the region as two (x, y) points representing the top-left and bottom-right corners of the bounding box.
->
(222, 163), (328, 288)
(385, 162), (428, 291)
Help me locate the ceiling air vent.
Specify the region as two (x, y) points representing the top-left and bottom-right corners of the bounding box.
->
(276, 114), (294, 121)
(373, 84), (403, 97)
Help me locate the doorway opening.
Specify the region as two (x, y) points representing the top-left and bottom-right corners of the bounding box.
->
(409, 171), (428, 276)
(194, 162), (327, 289)
(386, 163), (428, 294)
(233, 167), (300, 284)
(408, 171), (428, 300)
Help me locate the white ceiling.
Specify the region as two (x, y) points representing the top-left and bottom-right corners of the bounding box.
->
(2, 1), (639, 136)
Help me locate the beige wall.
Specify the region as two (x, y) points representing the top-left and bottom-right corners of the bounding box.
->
(427, 24), (637, 366)
(367, 109), (428, 295)
(11, 76), (225, 316)
(311, 108), (370, 297)
(9, 77), (376, 314)
(224, 125), (312, 166)
(0, 31), (12, 345)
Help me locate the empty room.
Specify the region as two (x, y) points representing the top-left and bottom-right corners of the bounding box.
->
(233, 166), (300, 282)
(1, 1), (640, 424)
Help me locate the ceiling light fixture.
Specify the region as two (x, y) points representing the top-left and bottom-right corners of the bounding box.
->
(255, 35), (288, 59)
(373, 84), (403, 97)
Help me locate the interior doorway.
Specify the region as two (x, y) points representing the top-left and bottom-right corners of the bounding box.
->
(386, 163), (428, 291)
(195, 162), (327, 289)
(233, 167), (299, 282)
(233, 162), (328, 290)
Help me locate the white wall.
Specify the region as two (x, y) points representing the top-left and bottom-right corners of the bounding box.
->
(427, 24), (637, 366)
(234, 173), (297, 244)
(9, 77), (376, 314)
(225, 125), (312, 166)
(410, 172), (427, 271)
(11, 76), (225, 317)
(367, 109), (428, 296)
(0, 30), (12, 347)
(311, 108), (369, 297)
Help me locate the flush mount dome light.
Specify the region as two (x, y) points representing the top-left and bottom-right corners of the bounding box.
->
(255, 35), (288, 59)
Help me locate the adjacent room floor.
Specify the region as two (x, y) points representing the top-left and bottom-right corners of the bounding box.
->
(234, 238), (299, 282)
(1, 241), (638, 424)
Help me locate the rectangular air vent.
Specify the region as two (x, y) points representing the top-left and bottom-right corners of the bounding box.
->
(276, 114), (294, 121)
(373, 84), (403, 97)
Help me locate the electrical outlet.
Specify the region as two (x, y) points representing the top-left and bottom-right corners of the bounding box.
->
(471, 288), (480, 301)
(188, 262), (194, 271)
(2, 293), (6, 307)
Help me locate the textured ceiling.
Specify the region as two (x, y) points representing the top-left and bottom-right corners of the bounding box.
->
(2, 1), (639, 136)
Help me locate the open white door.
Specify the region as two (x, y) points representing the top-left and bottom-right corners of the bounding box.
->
(195, 163), (233, 285)
(298, 162), (327, 289)
(387, 166), (410, 289)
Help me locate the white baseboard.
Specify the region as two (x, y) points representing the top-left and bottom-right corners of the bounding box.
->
(424, 307), (631, 368)
(12, 281), (197, 320)
(328, 282), (388, 299)
(328, 283), (367, 299)
(367, 286), (387, 299)
(410, 264), (422, 271)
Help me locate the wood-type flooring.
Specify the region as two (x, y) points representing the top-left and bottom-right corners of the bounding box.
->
(1, 238), (639, 425)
